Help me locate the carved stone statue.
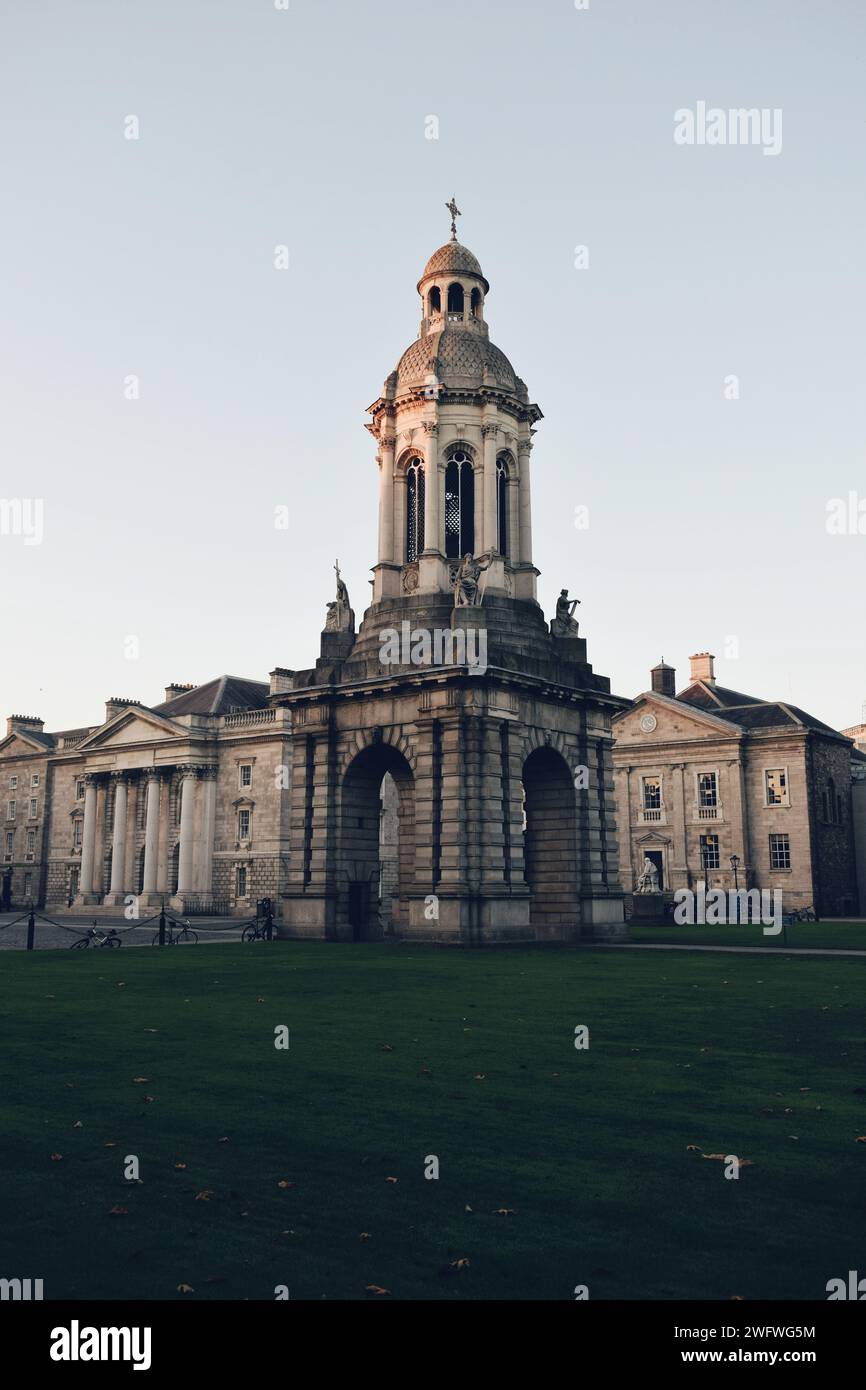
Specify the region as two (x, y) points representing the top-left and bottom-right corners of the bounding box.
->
(325, 559), (355, 633)
(635, 857), (660, 895)
(551, 588), (581, 636)
(454, 552), (489, 607)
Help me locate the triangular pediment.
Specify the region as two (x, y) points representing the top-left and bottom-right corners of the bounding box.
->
(0, 730), (49, 757)
(77, 707), (186, 750)
(613, 691), (742, 743)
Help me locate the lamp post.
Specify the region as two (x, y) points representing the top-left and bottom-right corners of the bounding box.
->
(730, 854), (740, 922)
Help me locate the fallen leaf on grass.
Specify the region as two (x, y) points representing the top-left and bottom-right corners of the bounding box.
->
(144, 1096), (156, 1103)
(174, 1163), (188, 1171)
(359, 1232), (371, 1241)
(855, 1136), (866, 1143)
(72, 1121), (83, 1128)
(132, 1077), (150, 1084)
(686, 1145), (702, 1152)
(440, 1257), (470, 1277)
(50, 1153), (63, 1161)
(108, 1206), (129, 1217)
(365, 1284), (390, 1297)
(176, 1284), (194, 1294)
(195, 1191), (214, 1202)
(277, 1180), (295, 1189)
(385, 1176), (398, 1184)
(493, 1208), (515, 1217)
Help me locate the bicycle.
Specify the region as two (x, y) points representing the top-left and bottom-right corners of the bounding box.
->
(70, 927), (122, 949)
(242, 920), (271, 942)
(792, 905), (817, 922)
(151, 919), (199, 946)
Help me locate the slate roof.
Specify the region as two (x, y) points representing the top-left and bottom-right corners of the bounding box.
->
(151, 675), (269, 717)
(676, 682), (844, 738)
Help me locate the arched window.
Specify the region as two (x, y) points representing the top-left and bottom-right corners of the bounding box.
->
(428, 286), (441, 315)
(444, 449), (475, 558)
(447, 283), (464, 315)
(470, 287), (482, 318)
(496, 456), (508, 555)
(406, 458), (425, 562)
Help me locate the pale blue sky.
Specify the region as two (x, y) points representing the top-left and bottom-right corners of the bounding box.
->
(2, 0), (864, 732)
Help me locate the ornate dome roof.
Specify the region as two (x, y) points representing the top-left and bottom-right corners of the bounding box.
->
(418, 241), (489, 291)
(396, 329), (517, 394)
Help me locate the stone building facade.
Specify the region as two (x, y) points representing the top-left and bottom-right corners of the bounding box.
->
(613, 653), (864, 917)
(1, 222), (628, 939)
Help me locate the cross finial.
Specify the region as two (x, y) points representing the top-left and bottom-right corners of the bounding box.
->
(446, 196), (461, 241)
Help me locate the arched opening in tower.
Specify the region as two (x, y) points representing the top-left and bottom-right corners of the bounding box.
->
(522, 747), (579, 939)
(446, 282), (464, 315)
(340, 747), (415, 940)
(470, 287), (482, 317)
(428, 286), (441, 315)
(444, 451), (475, 558)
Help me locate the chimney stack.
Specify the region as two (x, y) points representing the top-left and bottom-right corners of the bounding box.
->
(689, 652), (716, 686)
(105, 698), (141, 723)
(163, 683), (197, 703)
(650, 659), (676, 698)
(6, 715), (45, 737)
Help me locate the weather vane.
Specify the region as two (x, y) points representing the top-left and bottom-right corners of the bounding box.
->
(446, 196), (461, 241)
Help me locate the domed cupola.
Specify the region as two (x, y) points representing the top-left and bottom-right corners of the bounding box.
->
(366, 203), (542, 607)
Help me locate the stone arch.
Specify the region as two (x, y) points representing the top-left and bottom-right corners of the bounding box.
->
(338, 742), (416, 939)
(522, 744), (579, 939)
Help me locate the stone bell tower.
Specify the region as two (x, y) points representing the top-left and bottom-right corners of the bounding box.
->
(274, 206), (628, 943)
(368, 200), (539, 608)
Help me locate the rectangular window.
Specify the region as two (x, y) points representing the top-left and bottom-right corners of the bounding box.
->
(765, 769), (788, 806)
(26, 830), (36, 854)
(75, 779), (85, 801)
(5, 831), (13, 854)
(6, 801), (15, 820)
(642, 776), (661, 810)
(239, 764), (252, 789)
(23, 873), (32, 898)
(238, 809), (251, 840)
(10, 776), (17, 790)
(73, 820), (83, 848)
(698, 772), (718, 808)
(770, 833), (791, 870)
(236, 865), (248, 898)
(31, 773), (39, 789)
(699, 833), (720, 870)
(29, 798), (38, 819)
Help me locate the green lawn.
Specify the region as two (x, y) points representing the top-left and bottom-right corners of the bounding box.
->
(628, 920), (866, 950)
(1, 941), (864, 1301)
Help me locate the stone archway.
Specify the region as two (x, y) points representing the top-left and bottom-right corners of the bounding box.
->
(338, 743), (416, 939)
(522, 745), (579, 939)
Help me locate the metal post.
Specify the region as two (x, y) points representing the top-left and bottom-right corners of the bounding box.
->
(265, 899), (273, 941)
(158, 906), (166, 947)
(26, 908), (35, 951)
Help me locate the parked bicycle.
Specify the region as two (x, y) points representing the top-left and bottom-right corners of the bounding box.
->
(70, 926), (122, 949)
(790, 905), (817, 922)
(151, 918), (199, 946)
(242, 919), (271, 942)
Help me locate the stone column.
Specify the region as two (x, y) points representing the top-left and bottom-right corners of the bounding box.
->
(176, 768), (198, 897)
(105, 773), (128, 904)
(196, 767), (218, 895)
(378, 435), (396, 564)
(421, 420), (439, 554)
(76, 775), (99, 905)
(518, 438), (533, 565)
(141, 771), (162, 901)
(482, 423), (498, 554)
